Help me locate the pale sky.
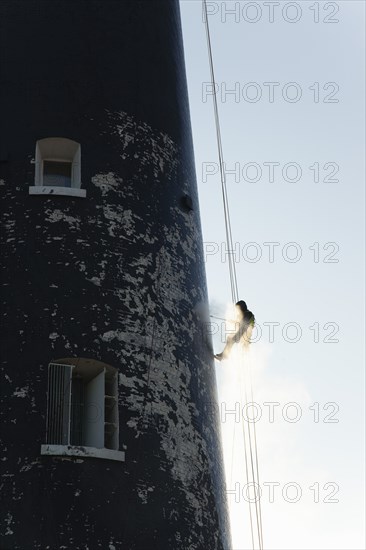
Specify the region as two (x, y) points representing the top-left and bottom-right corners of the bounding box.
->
(180, 2), (365, 549)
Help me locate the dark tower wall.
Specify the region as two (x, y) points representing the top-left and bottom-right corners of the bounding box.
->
(0, 1), (231, 549)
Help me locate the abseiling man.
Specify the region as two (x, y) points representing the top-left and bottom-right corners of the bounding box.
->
(214, 300), (255, 361)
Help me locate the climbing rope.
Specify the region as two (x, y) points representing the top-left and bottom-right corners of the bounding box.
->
(202, 0), (239, 306)
(202, 1), (264, 548)
(248, 353), (264, 549)
(240, 350), (264, 550)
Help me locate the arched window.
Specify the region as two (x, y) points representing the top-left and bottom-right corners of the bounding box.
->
(29, 137), (86, 198)
(41, 358), (124, 462)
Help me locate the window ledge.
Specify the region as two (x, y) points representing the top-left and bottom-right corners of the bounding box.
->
(29, 186), (86, 198)
(41, 444), (125, 462)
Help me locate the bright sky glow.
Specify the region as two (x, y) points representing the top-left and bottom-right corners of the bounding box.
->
(180, 2), (365, 549)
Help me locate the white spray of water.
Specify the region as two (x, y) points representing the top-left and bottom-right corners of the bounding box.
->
(216, 303), (265, 550)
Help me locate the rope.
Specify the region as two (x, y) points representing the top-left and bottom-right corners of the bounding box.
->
(202, 0), (238, 305)
(237, 361), (256, 550)
(202, 2), (264, 548)
(248, 353), (264, 549)
(241, 351), (263, 550)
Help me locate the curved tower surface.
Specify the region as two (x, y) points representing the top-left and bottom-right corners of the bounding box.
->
(0, 1), (231, 548)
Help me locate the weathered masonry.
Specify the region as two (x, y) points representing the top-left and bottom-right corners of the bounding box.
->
(0, 1), (231, 548)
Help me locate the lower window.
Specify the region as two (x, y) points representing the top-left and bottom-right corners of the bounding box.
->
(45, 359), (119, 451)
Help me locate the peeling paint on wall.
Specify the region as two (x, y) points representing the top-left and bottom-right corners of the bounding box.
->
(0, 0), (230, 548)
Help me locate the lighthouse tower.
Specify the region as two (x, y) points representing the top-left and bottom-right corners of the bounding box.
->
(0, 1), (231, 548)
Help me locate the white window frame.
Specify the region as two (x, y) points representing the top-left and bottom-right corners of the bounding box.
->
(29, 137), (86, 198)
(41, 359), (124, 462)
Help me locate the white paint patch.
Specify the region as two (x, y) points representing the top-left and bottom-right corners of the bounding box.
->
(13, 387), (28, 398)
(92, 172), (121, 196)
(101, 330), (129, 343)
(5, 513), (14, 535)
(45, 209), (81, 230)
(136, 486), (148, 504)
(4, 220), (15, 230)
(118, 373), (145, 389)
(105, 109), (179, 181)
(86, 276), (103, 287)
